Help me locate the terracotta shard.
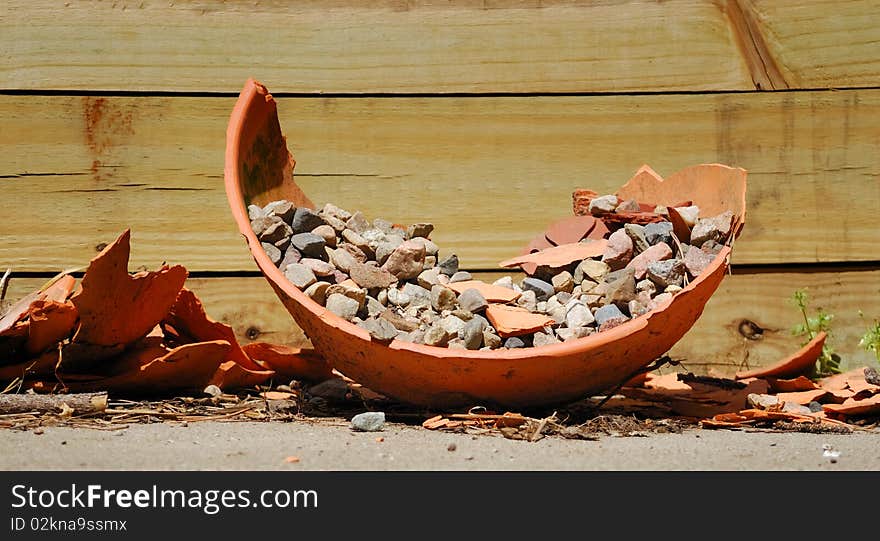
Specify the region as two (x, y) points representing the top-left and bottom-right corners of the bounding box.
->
(700, 418), (747, 429)
(485, 305), (554, 338)
(165, 288), (268, 373)
(623, 376), (769, 419)
(263, 391), (294, 400)
(627, 164), (664, 187)
(524, 235), (554, 254)
(737, 408), (815, 422)
(572, 189), (599, 216)
(242, 342), (334, 382)
(422, 415), (448, 429)
(616, 164), (748, 241)
(735, 332), (826, 380)
(586, 219), (611, 240)
(544, 216), (597, 246)
(601, 212), (666, 226)
(702, 408), (823, 428)
(775, 389), (829, 405)
(666, 206), (692, 244)
(818, 367), (867, 392)
(71, 230), (188, 347)
(845, 374), (880, 395)
(644, 372), (692, 392)
(1, 340), (127, 380)
(25, 300), (79, 356)
(95, 336), (168, 376)
(708, 412), (748, 423)
(445, 280), (521, 303)
(494, 412), (528, 428)
(210, 360), (275, 389)
(823, 395), (880, 417)
(42, 275), (77, 303)
(500, 240), (608, 270)
(766, 376), (818, 393)
(623, 372), (650, 388)
(520, 235), (557, 275)
(0, 292), (42, 337)
(61, 340), (232, 394)
(0, 322), (28, 362)
(0, 352), (61, 381)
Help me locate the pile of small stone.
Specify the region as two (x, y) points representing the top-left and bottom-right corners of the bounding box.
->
(248, 196), (734, 350)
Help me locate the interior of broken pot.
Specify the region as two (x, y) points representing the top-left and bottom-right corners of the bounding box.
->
(241, 100), (746, 352)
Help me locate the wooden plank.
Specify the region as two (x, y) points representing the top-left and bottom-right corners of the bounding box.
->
(2, 90), (879, 272)
(750, 0), (880, 89)
(670, 268), (880, 375)
(6, 1), (877, 94)
(6, 269), (878, 375)
(0, 0), (757, 93)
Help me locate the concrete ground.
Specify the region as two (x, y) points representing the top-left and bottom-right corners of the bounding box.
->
(1, 420), (878, 470)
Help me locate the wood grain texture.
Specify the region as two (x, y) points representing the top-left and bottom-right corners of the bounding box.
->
(2, 90), (879, 271)
(669, 268), (880, 374)
(1, 0), (757, 93)
(749, 0), (880, 90)
(6, 269), (878, 375)
(5, 1), (877, 93)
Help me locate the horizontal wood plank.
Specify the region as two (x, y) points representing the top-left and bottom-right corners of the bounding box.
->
(1, 0), (756, 93)
(751, 0), (880, 90)
(4, 0), (877, 94)
(2, 90), (879, 271)
(6, 269), (878, 376)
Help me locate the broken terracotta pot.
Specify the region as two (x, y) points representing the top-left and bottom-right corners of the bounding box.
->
(225, 79), (747, 408)
(735, 332), (827, 380)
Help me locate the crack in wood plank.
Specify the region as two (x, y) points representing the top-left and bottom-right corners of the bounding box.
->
(725, 0), (789, 90)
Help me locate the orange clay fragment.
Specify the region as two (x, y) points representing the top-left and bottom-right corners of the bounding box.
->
(823, 394), (880, 416)
(165, 288), (274, 387)
(818, 367), (867, 392)
(25, 300), (78, 356)
(735, 332), (826, 380)
(242, 342), (334, 382)
(499, 240), (608, 270)
(210, 360), (275, 389)
(845, 374), (880, 395)
(485, 305), (554, 338)
(262, 391), (294, 400)
(616, 163), (748, 241)
(766, 376), (818, 393)
(666, 206), (692, 244)
(444, 280), (520, 303)
(43, 275), (77, 303)
(59, 340), (231, 394)
(643, 372), (692, 392)
(775, 389), (829, 405)
(0, 275), (77, 338)
(544, 215), (597, 246)
(70, 230), (187, 347)
(521, 217), (610, 275)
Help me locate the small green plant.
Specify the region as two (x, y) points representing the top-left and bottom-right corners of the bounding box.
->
(858, 310), (880, 363)
(791, 289), (841, 377)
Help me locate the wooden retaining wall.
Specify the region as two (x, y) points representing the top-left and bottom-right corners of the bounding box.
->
(2, 0), (879, 373)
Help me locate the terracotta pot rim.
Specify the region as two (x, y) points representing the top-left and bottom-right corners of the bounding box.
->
(225, 78), (735, 361)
